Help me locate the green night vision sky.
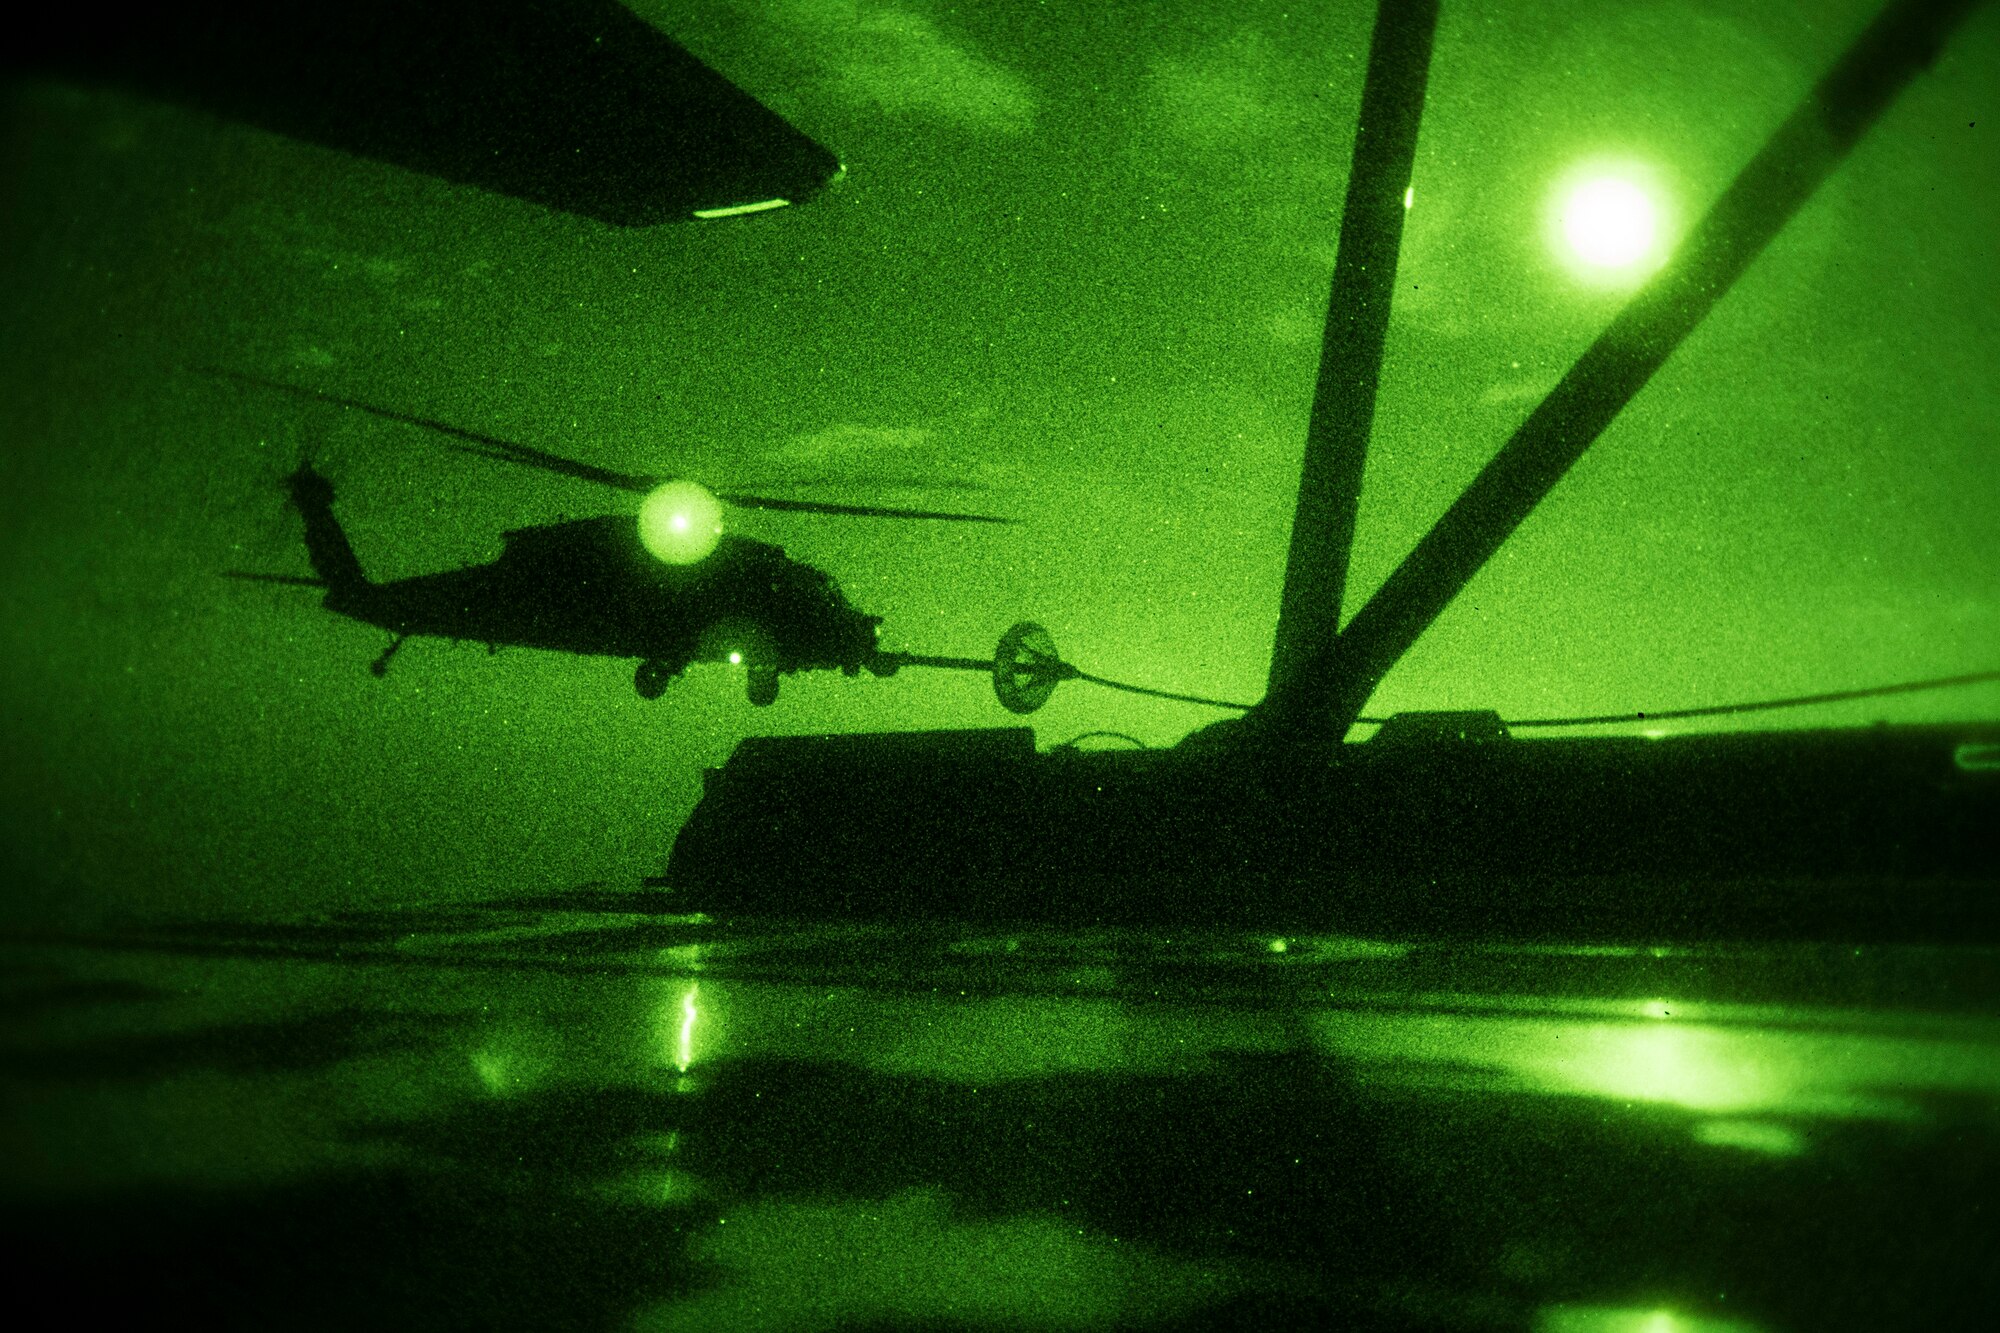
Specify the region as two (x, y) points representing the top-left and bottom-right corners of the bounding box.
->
(2, 0), (1995, 925)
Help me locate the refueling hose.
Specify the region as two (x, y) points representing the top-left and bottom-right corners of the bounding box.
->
(874, 648), (2000, 729)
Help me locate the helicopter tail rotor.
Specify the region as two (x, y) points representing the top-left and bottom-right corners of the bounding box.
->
(285, 461), (371, 600)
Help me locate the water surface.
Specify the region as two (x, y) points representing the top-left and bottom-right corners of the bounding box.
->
(5, 899), (1996, 1329)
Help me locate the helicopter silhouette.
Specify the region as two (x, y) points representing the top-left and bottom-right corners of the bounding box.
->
(219, 372), (1015, 707)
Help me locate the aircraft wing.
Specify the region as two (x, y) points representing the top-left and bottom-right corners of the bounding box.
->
(20, 1), (840, 227)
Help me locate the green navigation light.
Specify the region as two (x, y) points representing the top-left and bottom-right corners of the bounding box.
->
(640, 480), (724, 564)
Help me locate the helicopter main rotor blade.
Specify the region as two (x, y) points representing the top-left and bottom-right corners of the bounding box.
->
(220, 571), (327, 587)
(193, 366), (666, 493)
(730, 473), (997, 494)
(1264, 0), (1439, 732)
(439, 437), (663, 494)
(197, 366), (1015, 519)
(1314, 0), (1984, 737)
(715, 492), (1017, 524)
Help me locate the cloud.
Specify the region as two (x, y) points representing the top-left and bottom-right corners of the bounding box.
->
(752, 421), (1002, 492)
(1132, 24), (1359, 235)
(775, 421), (935, 463)
(1146, 31), (1290, 153)
(756, 0), (1036, 135)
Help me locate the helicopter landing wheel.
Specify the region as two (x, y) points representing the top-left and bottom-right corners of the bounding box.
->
(746, 664), (780, 707)
(370, 634), (407, 679)
(634, 659), (678, 700)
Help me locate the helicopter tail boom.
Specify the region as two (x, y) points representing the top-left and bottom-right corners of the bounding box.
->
(287, 463), (371, 602)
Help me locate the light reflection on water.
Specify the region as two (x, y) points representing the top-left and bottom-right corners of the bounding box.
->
(1537, 1306), (1764, 1333)
(476, 961), (1996, 1164)
(1308, 1007), (2000, 1119)
(384, 915), (1992, 1170)
(638, 966), (1999, 1125)
(7, 914), (1998, 1330)
(1690, 1118), (1806, 1157)
(674, 982), (699, 1074)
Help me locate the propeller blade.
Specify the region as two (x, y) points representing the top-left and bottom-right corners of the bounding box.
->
(192, 366), (666, 494)
(715, 492), (1017, 524)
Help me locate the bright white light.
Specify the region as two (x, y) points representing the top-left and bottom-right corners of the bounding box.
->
(639, 481), (723, 564)
(1547, 162), (1671, 285)
(728, 652), (742, 665)
(1562, 177), (1657, 268)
